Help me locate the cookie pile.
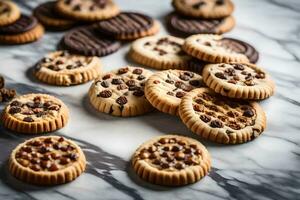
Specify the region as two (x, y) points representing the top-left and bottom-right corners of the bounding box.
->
(168, 0), (235, 36)
(0, 1), (44, 44)
(0, 74), (16, 102)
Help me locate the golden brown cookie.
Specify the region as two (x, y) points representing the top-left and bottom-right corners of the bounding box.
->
(34, 51), (102, 86)
(9, 136), (86, 185)
(145, 70), (204, 115)
(172, 0), (234, 19)
(183, 34), (249, 63)
(202, 63), (275, 99)
(88, 66), (153, 117)
(0, 15), (44, 44)
(33, 1), (76, 31)
(132, 135), (211, 186)
(179, 88), (266, 144)
(1, 94), (69, 134)
(129, 35), (191, 70)
(0, 0), (20, 26)
(56, 0), (120, 21)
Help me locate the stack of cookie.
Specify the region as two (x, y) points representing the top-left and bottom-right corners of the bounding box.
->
(0, 0), (44, 44)
(167, 0), (235, 36)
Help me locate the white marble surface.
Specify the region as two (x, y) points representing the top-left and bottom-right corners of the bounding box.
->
(0, 0), (300, 199)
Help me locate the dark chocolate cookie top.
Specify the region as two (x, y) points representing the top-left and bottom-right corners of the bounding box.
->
(0, 15), (37, 34)
(63, 25), (121, 57)
(94, 12), (154, 36)
(221, 38), (259, 64)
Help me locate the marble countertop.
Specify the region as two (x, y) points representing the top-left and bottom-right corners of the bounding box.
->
(0, 0), (300, 199)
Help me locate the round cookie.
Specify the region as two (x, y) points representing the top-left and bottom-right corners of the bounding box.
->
(0, 0), (20, 26)
(202, 63), (275, 99)
(63, 26), (121, 57)
(33, 1), (76, 31)
(179, 88), (266, 144)
(34, 51), (102, 86)
(129, 35), (191, 70)
(94, 12), (159, 40)
(167, 12), (235, 36)
(145, 70), (204, 115)
(88, 66), (153, 117)
(9, 136), (86, 185)
(183, 34), (249, 63)
(132, 135), (211, 186)
(172, 0), (234, 19)
(1, 94), (69, 134)
(0, 15), (44, 44)
(56, 0), (119, 21)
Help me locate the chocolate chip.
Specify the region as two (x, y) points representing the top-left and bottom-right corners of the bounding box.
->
(175, 162), (185, 169)
(175, 81), (183, 89)
(243, 109), (254, 117)
(189, 80), (201, 86)
(179, 74), (190, 81)
(98, 90), (112, 98)
(118, 67), (129, 74)
(133, 90), (144, 97)
(9, 106), (21, 114)
(167, 91), (174, 96)
(10, 100), (21, 107)
(111, 78), (122, 85)
(215, 72), (227, 79)
(41, 161), (51, 169)
(69, 153), (78, 160)
(117, 84), (128, 90)
(51, 152), (60, 159)
(23, 117), (34, 122)
(102, 74), (112, 80)
(126, 80), (136, 87)
(137, 75), (145, 80)
(171, 145), (181, 152)
(30, 158), (40, 164)
(152, 159), (161, 165)
(224, 68), (236, 76)
(58, 137), (64, 142)
(39, 146), (51, 154)
(200, 115), (211, 123)
(161, 162), (170, 169)
(165, 79), (174, 84)
(31, 140), (42, 146)
(101, 81), (109, 88)
(210, 120), (223, 128)
(49, 163), (59, 171)
(133, 68), (143, 75)
(73, 4), (81, 11)
(176, 91), (185, 98)
(148, 146), (157, 153)
(159, 138), (169, 144)
(255, 72), (265, 79)
(153, 80), (160, 84)
(216, 0), (224, 5)
(44, 138), (53, 144)
(233, 64), (244, 70)
(161, 151), (169, 157)
(175, 152), (185, 160)
(60, 157), (71, 165)
(181, 84), (193, 92)
(193, 2), (206, 9)
(22, 146), (32, 153)
(245, 80), (255, 86)
(116, 96), (127, 105)
(48, 104), (60, 111)
(30, 164), (41, 171)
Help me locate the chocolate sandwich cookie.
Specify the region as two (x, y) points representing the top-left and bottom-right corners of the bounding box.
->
(88, 66), (153, 117)
(145, 70), (204, 115)
(94, 12), (159, 40)
(132, 135), (211, 186)
(1, 93), (69, 134)
(167, 12), (235, 36)
(183, 34), (250, 63)
(0, 14), (44, 44)
(129, 35), (192, 70)
(172, 0), (234, 19)
(9, 136), (86, 185)
(63, 26), (121, 57)
(179, 88), (266, 144)
(0, 0), (20, 26)
(34, 51), (102, 86)
(33, 1), (76, 31)
(202, 63), (275, 99)
(56, 0), (120, 21)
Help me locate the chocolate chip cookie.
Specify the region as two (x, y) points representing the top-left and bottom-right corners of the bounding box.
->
(145, 70), (204, 115)
(183, 34), (250, 63)
(56, 0), (120, 21)
(172, 0), (234, 19)
(129, 35), (191, 70)
(179, 88), (266, 144)
(33, 1), (76, 31)
(0, 14), (44, 44)
(9, 136), (86, 185)
(1, 94), (69, 134)
(0, 0), (20, 26)
(94, 12), (159, 40)
(34, 51), (102, 86)
(202, 63), (275, 99)
(88, 66), (153, 117)
(132, 135), (211, 186)
(167, 12), (235, 36)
